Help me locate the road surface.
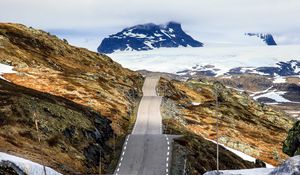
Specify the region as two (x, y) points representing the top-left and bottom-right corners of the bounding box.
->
(114, 77), (172, 175)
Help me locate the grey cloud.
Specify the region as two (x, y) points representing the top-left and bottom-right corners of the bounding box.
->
(1, 0), (299, 46)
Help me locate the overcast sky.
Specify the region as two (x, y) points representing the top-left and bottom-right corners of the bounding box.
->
(1, 0), (300, 50)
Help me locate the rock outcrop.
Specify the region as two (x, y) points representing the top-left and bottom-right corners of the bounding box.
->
(283, 121), (300, 157)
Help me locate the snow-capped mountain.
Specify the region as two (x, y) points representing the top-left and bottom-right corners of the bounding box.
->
(97, 22), (203, 54)
(175, 60), (300, 77)
(245, 33), (277, 46)
(254, 60), (300, 76)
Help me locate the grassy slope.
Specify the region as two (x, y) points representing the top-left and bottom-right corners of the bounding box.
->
(0, 79), (114, 174)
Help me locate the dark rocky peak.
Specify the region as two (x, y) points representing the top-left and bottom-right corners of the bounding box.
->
(98, 22), (203, 54)
(245, 33), (277, 45)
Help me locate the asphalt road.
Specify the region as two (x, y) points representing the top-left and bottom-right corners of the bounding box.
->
(114, 77), (172, 175)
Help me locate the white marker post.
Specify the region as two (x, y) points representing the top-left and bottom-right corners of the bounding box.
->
(214, 85), (220, 174)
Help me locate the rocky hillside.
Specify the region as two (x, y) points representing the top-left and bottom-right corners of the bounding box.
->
(158, 78), (295, 169)
(0, 23), (144, 174)
(0, 23), (143, 134)
(164, 120), (265, 175)
(0, 79), (113, 174)
(98, 22), (203, 53)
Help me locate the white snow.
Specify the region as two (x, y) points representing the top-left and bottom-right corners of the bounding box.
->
(253, 90), (291, 103)
(154, 33), (163, 37)
(273, 76), (286, 84)
(191, 102), (201, 106)
(222, 75), (232, 79)
(204, 168), (273, 175)
(204, 156), (300, 175)
(124, 44), (133, 51)
(168, 28), (174, 33)
(160, 30), (172, 39)
(144, 41), (154, 49)
(0, 152), (62, 175)
(205, 138), (274, 168)
(291, 61), (300, 73)
(249, 86), (274, 97)
(0, 63), (16, 80)
(123, 32), (147, 38)
(109, 45), (300, 76)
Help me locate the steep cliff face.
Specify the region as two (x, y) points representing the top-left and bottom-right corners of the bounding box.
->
(158, 78), (295, 170)
(0, 23), (144, 174)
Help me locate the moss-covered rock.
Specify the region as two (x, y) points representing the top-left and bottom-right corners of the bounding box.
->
(283, 121), (300, 156)
(0, 79), (114, 174)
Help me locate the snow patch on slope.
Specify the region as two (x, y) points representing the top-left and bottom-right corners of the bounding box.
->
(253, 90), (291, 103)
(0, 63), (16, 80)
(204, 168), (273, 175)
(205, 138), (274, 168)
(204, 156), (300, 175)
(0, 152), (62, 175)
(273, 76), (286, 83)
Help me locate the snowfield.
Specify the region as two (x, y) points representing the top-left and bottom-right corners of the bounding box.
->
(253, 90), (291, 103)
(204, 156), (300, 175)
(205, 138), (273, 168)
(0, 152), (62, 175)
(109, 45), (300, 76)
(0, 63), (16, 80)
(204, 168), (273, 175)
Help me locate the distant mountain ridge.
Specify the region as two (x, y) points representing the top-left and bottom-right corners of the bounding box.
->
(98, 22), (203, 54)
(245, 33), (277, 45)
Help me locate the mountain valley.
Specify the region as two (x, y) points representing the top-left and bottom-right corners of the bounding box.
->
(0, 23), (299, 175)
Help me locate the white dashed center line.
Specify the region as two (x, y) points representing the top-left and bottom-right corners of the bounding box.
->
(116, 135), (130, 173)
(165, 135), (171, 175)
